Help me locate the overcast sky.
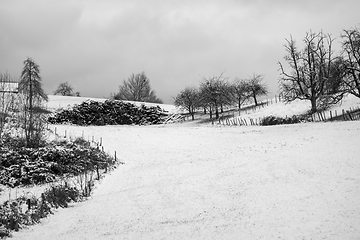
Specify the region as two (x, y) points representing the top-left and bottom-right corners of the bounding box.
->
(1, 0), (359, 103)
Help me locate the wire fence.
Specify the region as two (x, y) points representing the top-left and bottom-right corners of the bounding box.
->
(216, 95), (360, 126)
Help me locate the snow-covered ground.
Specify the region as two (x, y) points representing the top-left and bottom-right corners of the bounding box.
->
(6, 95), (360, 239)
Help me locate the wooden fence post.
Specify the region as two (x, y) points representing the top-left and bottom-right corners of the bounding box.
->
(317, 112), (322, 122)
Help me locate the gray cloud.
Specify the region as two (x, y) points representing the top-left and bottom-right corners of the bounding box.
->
(1, 0), (359, 103)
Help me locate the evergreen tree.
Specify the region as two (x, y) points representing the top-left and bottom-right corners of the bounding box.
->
(18, 57), (48, 146)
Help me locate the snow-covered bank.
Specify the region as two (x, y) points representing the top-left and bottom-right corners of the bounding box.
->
(224, 94), (360, 124)
(11, 121), (360, 239)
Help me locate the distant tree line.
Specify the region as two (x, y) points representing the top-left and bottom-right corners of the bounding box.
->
(278, 27), (360, 113)
(174, 73), (268, 120)
(175, 26), (360, 119)
(54, 72), (163, 103)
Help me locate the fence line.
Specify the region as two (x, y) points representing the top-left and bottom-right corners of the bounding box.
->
(50, 126), (118, 162)
(179, 93), (359, 126)
(311, 107), (360, 122)
(219, 106), (360, 127)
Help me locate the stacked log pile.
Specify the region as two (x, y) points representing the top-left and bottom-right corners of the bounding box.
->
(48, 99), (167, 125)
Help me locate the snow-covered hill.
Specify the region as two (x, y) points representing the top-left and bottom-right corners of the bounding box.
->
(5, 94), (360, 240)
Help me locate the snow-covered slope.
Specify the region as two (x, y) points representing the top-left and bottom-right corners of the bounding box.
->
(11, 122), (360, 240)
(225, 95), (360, 123)
(5, 94), (360, 239)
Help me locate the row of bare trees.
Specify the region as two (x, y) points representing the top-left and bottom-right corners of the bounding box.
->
(174, 73), (268, 120)
(278, 27), (360, 113)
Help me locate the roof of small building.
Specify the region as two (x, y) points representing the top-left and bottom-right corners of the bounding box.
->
(0, 82), (18, 93)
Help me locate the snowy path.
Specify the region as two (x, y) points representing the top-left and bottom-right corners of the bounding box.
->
(11, 122), (360, 239)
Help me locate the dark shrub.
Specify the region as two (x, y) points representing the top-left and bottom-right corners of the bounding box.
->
(260, 115), (304, 126)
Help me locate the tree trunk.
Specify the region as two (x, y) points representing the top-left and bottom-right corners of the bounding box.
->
(215, 107), (219, 119)
(355, 73), (360, 97)
(28, 68), (33, 146)
(310, 97), (317, 113)
(252, 92), (257, 106)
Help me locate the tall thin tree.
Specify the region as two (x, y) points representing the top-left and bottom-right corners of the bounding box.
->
(18, 57), (48, 146)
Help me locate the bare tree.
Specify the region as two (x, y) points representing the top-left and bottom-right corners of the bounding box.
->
(114, 72), (163, 103)
(247, 74), (268, 106)
(199, 73), (230, 119)
(0, 72), (18, 140)
(174, 87), (200, 120)
(278, 31), (343, 113)
(231, 78), (250, 110)
(18, 57), (48, 147)
(54, 82), (74, 96)
(341, 27), (360, 98)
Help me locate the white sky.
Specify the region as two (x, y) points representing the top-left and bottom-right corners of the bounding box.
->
(1, 0), (359, 103)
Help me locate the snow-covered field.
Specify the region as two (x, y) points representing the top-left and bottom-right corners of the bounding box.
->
(7, 96), (360, 239)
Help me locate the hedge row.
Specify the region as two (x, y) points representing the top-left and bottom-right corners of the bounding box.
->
(260, 115), (306, 126)
(0, 138), (115, 188)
